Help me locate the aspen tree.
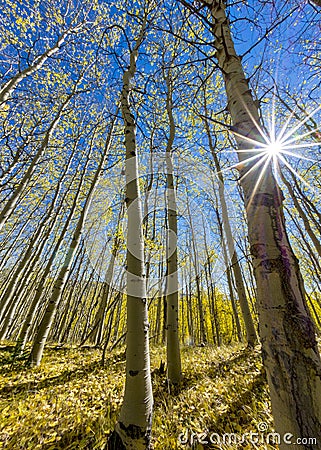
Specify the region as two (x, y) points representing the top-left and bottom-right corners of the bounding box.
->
(201, 95), (258, 346)
(164, 69), (182, 384)
(91, 203), (124, 346)
(29, 117), (115, 365)
(189, 0), (321, 445)
(0, 91), (77, 232)
(0, 144), (79, 341)
(0, 205), (52, 327)
(280, 170), (321, 258)
(108, 10), (153, 449)
(0, 22), (84, 104)
(15, 167), (83, 350)
(202, 215), (221, 345)
(214, 206), (243, 342)
(185, 188), (207, 344)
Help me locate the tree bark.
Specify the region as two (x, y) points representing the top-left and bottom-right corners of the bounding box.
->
(29, 118), (115, 365)
(108, 16), (153, 450)
(0, 22), (83, 104)
(164, 71), (181, 384)
(198, 0), (321, 445)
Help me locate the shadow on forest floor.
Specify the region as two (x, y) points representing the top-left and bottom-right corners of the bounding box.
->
(0, 348), (125, 399)
(0, 344), (273, 450)
(153, 346), (258, 397)
(0, 411), (110, 450)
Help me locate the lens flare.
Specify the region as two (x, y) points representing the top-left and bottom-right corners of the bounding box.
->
(265, 140), (283, 156)
(219, 101), (321, 209)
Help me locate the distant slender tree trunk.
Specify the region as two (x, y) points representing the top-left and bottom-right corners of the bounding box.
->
(165, 153), (181, 383)
(92, 204), (123, 346)
(202, 212), (219, 345)
(215, 207), (243, 343)
(197, 0), (321, 444)
(185, 271), (195, 345)
(55, 242), (88, 343)
(0, 92), (75, 232)
(29, 118), (115, 365)
(280, 170), (321, 258)
(162, 212), (168, 345)
(210, 283), (221, 346)
(154, 259), (164, 344)
(110, 295), (121, 343)
(164, 71), (181, 384)
(0, 23), (83, 104)
(1, 152), (77, 343)
(202, 98), (258, 346)
(285, 206), (321, 285)
(290, 172), (321, 234)
(108, 16), (153, 450)
(186, 191), (207, 344)
(143, 133), (155, 294)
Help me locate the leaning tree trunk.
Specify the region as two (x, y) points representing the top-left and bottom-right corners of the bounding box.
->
(1, 153), (76, 343)
(203, 106), (258, 346)
(0, 22), (83, 104)
(0, 92), (75, 232)
(29, 118), (115, 366)
(107, 16), (153, 450)
(280, 169), (321, 258)
(198, 0), (321, 446)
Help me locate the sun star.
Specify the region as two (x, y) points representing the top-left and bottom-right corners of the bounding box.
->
(264, 140), (283, 157)
(217, 100), (320, 209)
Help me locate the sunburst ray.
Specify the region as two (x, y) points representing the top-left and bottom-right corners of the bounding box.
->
(220, 99), (320, 196)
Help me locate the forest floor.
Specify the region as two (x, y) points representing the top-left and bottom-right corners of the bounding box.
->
(0, 342), (277, 449)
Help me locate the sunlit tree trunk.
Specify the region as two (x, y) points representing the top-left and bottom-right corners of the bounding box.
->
(186, 191), (207, 344)
(198, 0), (321, 444)
(164, 71), (181, 384)
(202, 98), (258, 346)
(29, 119), (115, 366)
(108, 16), (153, 450)
(0, 22), (83, 104)
(1, 151), (77, 343)
(91, 204), (123, 346)
(0, 92), (76, 232)
(202, 214), (220, 345)
(285, 206), (321, 285)
(16, 178), (83, 350)
(184, 270), (195, 345)
(280, 170), (321, 258)
(215, 206), (243, 343)
(55, 242), (88, 343)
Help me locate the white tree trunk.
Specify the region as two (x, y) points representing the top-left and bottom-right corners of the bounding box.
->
(165, 152), (182, 383)
(0, 94), (73, 232)
(0, 23), (83, 104)
(202, 105), (258, 346)
(109, 17), (153, 450)
(164, 72), (181, 384)
(29, 120), (115, 365)
(200, 0), (321, 445)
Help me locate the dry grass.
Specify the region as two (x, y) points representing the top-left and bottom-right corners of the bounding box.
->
(0, 343), (276, 449)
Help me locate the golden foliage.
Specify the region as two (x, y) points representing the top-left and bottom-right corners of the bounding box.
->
(0, 343), (278, 449)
